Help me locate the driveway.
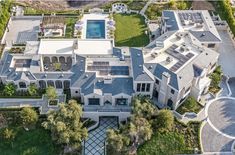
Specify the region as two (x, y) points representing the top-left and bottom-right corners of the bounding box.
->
(3, 17), (41, 45)
(228, 78), (235, 97)
(201, 122), (234, 153)
(84, 117), (118, 155)
(207, 99), (235, 138)
(218, 30), (235, 78)
(201, 97), (235, 153)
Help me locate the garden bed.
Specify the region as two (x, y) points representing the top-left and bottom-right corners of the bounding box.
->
(209, 66), (222, 95)
(9, 47), (26, 54)
(176, 97), (203, 115)
(65, 17), (77, 38)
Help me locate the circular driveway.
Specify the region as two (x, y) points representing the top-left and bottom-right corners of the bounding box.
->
(207, 98), (235, 138)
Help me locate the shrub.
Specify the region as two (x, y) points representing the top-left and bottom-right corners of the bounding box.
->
(3, 83), (16, 96)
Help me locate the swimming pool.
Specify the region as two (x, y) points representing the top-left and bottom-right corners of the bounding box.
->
(86, 20), (105, 39)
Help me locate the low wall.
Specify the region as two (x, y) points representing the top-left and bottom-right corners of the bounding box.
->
(83, 111), (131, 122)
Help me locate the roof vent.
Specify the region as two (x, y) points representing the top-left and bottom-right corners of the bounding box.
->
(85, 74), (88, 78)
(15, 72), (18, 76)
(27, 72), (30, 76)
(80, 59), (84, 62)
(149, 65), (153, 69)
(80, 69), (83, 72)
(7, 61), (10, 64)
(179, 76), (182, 79)
(206, 53), (208, 55)
(137, 53), (141, 57)
(201, 33), (206, 37)
(142, 71), (145, 74)
(44, 74), (47, 77)
(8, 69), (11, 72)
(61, 74), (64, 77)
(139, 65), (142, 68)
(166, 57), (173, 64)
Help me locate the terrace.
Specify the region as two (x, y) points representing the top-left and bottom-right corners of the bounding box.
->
(38, 39), (74, 72)
(144, 33), (198, 72)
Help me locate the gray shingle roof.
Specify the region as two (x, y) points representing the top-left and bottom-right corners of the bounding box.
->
(189, 30), (221, 42)
(130, 48), (154, 82)
(81, 77), (134, 96)
(162, 11), (179, 31)
(144, 63), (179, 90)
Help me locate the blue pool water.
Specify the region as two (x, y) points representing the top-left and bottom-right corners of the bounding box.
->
(86, 20), (105, 39)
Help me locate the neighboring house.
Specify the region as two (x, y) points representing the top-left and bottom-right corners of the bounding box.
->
(0, 10), (221, 120)
(40, 16), (66, 37)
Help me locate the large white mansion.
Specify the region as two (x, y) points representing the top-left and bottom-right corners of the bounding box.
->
(0, 10), (221, 119)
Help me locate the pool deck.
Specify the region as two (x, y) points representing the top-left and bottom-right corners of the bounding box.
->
(81, 13), (109, 39)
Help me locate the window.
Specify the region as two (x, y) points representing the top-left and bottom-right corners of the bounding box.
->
(171, 89), (175, 94)
(155, 79), (159, 84)
(137, 83), (141, 92)
(208, 44), (215, 48)
(146, 83), (150, 92)
(141, 83), (146, 92)
(116, 98), (127, 105)
(19, 82), (26, 88)
(88, 98), (100, 105)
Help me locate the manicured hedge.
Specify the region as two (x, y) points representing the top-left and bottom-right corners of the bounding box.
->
(0, 1), (11, 39)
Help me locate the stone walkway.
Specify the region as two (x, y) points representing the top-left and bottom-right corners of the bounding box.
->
(84, 117), (118, 155)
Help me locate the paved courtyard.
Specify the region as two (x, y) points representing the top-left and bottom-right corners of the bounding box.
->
(218, 30), (235, 78)
(84, 117), (118, 155)
(3, 17), (41, 45)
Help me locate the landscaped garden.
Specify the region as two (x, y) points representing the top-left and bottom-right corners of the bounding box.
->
(212, 0), (235, 35)
(114, 14), (149, 47)
(0, 108), (60, 155)
(0, 83), (44, 99)
(209, 66), (222, 94)
(176, 96), (203, 115)
(106, 97), (201, 155)
(0, 98), (90, 155)
(146, 0), (191, 20)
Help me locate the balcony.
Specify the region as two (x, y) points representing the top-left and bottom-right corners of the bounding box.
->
(83, 105), (131, 112)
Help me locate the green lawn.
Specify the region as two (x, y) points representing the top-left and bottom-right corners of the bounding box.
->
(114, 14), (149, 47)
(0, 127), (59, 155)
(137, 121), (201, 155)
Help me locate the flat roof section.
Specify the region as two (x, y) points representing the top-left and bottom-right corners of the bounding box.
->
(38, 39), (75, 55)
(76, 39), (113, 55)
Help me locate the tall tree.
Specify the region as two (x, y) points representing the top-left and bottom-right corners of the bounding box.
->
(46, 86), (57, 100)
(106, 129), (130, 152)
(153, 109), (174, 132)
(132, 97), (157, 120)
(20, 107), (38, 128)
(42, 100), (88, 152)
